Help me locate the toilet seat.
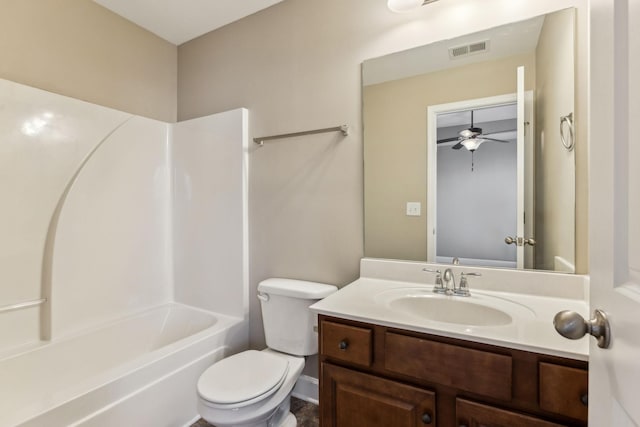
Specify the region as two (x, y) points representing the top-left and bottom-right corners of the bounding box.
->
(197, 350), (289, 409)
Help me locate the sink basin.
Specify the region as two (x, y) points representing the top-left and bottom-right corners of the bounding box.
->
(389, 296), (512, 326)
(374, 288), (535, 327)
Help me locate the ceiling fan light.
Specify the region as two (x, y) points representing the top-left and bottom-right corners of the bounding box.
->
(459, 129), (475, 138)
(387, 0), (424, 13)
(461, 138), (485, 151)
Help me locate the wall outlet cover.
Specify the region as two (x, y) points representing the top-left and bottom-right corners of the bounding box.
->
(406, 202), (421, 216)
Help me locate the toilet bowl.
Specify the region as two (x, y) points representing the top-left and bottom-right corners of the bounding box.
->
(197, 349), (304, 427)
(196, 278), (337, 427)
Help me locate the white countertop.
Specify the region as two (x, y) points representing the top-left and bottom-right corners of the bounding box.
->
(311, 276), (590, 361)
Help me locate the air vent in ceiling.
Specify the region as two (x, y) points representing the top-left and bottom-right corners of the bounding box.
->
(449, 40), (490, 59)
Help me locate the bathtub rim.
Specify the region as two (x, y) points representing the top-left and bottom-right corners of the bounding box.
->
(0, 301), (238, 362)
(2, 302), (246, 426)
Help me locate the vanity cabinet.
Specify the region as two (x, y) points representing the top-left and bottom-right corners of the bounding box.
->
(318, 315), (588, 427)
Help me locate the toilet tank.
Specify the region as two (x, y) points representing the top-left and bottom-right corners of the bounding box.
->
(258, 278), (337, 356)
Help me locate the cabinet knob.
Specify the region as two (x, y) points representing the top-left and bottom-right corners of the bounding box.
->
(581, 393), (588, 406)
(338, 340), (349, 350)
(421, 413), (432, 424)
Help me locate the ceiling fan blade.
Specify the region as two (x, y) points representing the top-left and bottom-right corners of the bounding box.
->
(482, 129), (516, 136)
(437, 137), (461, 143)
(481, 136), (511, 143)
(452, 141), (464, 150)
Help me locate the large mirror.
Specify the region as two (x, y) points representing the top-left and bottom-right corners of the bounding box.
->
(363, 9), (577, 273)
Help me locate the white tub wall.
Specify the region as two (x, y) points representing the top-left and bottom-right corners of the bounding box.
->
(0, 78), (131, 350)
(50, 116), (173, 339)
(172, 109), (249, 320)
(0, 78), (250, 350)
(0, 309), (41, 357)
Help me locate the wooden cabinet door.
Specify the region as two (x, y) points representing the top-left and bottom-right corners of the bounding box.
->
(456, 398), (565, 427)
(321, 363), (435, 427)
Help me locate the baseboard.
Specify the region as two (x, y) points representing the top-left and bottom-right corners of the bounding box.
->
(291, 375), (319, 405)
(181, 414), (201, 427)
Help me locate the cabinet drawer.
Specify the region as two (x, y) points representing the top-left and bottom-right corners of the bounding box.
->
(384, 332), (512, 401)
(539, 362), (588, 422)
(457, 398), (565, 427)
(321, 321), (372, 367)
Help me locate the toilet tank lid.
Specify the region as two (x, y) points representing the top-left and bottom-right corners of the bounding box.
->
(258, 278), (337, 299)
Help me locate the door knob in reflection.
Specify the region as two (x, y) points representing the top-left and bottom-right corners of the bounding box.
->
(504, 236), (516, 245)
(553, 309), (611, 349)
(505, 236), (536, 246)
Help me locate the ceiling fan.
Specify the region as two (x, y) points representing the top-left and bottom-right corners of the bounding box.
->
(437, 109), (512, 151)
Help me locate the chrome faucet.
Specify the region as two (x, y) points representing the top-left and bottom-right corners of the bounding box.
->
(442, 268), (456, 295)
(423, 267), (481, 297)
(422, 268), (482, 297)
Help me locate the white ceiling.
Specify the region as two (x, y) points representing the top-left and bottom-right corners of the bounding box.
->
(437, 103), (517, 143)
(93, 0), (285, 45)
(363, 14), (545, 86)
(438, 103), (517, 128)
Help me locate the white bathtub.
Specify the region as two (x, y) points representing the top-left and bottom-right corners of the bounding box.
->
(0, 303), (248, 427)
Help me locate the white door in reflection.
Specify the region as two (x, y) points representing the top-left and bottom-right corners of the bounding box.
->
(427, 69), (534, 269)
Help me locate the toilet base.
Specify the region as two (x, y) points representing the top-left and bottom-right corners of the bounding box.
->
(200, 409), (295, 427)
(280, 412), (297, 427)
(199, 392), (296, 427)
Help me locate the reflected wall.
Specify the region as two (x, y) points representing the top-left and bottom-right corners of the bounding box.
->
(364, 54), (536, 261)
(363, 9), (579, 273)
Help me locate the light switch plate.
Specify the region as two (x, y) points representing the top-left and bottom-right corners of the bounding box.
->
(406, 202), (421, 216)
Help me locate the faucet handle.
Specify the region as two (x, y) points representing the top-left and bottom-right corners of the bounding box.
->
(423, 268), (447, 294)
(455, 272), (479, 297)
(463, 272), (482, 277)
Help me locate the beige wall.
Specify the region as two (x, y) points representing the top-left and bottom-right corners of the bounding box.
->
(178, 0), (589, 352)
(0, 0), (177, 122)
(363, 53), (536, 261)
(535, 9), (577, 271)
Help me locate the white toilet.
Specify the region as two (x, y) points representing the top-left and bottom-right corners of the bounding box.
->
(197, 278), (337, 427)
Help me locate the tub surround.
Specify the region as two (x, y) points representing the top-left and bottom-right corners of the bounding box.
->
(311, 258), (589, 360)
(0, 77), (248, 348)
(172, 111), (249, 318)
(0, 78), (250, 426)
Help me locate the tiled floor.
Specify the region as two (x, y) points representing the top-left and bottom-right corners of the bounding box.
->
(191, 397), (319, 427)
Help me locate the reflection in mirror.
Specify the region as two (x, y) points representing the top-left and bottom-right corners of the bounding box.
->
(363, 8), (576, 273)
(435, 101), (519, 269)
